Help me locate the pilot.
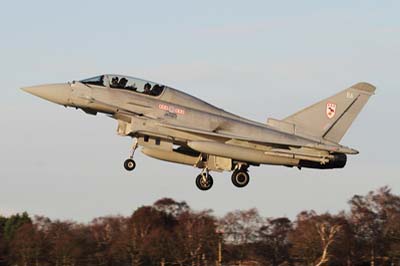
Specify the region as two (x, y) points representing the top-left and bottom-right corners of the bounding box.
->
(151, 84), (161, 96)
(119, 78), (128, 88)
(144, 83), (152, 94)
(111, 77), (119, 88)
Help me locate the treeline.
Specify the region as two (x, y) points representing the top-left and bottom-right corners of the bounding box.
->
(1, 187), (400, 266)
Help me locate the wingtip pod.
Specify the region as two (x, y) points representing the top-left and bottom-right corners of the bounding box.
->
(352, 82), (376, 94)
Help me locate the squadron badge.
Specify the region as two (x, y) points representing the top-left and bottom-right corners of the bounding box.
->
(326, 102), (337, 119)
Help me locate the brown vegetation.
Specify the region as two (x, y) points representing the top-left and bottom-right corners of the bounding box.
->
(1, 187), (400, 266)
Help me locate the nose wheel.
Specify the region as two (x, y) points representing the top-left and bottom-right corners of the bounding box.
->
(124, 159), (136, 171)
(124, 138), (138, 172)
(196, 170), (214, 191)
(232, 169), (250, 188)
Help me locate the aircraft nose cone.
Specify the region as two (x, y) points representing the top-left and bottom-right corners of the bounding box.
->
(21, 83), (71, 105)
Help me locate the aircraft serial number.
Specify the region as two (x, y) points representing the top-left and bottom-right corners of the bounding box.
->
(158, 104), (185, 115)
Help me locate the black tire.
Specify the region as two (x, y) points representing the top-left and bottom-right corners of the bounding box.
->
(195, 174), (214, 191)
(231, 170), (250, 188)
(124, 159), (136, 171)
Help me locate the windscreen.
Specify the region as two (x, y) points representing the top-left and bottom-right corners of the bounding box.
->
(80, 75), (105, 86)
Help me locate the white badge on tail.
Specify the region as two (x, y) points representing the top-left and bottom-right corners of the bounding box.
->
(326, 102), (337, 119)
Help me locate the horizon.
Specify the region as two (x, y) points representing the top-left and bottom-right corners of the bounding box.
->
(0, 186), (392, 223)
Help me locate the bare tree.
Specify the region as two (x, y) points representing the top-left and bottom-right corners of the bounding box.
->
(153, 198), (190, 217)
(220, 209), (263, 245)
(290, 212), (346, 266)
(46, 221), (82, 266)
(172, 210), (218, 265)
(256, 217), (292, 266)
(314, 222), (342, 266)
(9, 223), (43, 266)
(220, 209), (263, 264)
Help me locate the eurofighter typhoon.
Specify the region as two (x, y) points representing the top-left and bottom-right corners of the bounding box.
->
(22, 75), (376, 190)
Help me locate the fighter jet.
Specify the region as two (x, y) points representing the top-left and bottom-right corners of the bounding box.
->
(22, 74), (376, 190)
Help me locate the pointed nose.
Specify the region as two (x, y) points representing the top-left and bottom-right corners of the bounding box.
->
(21, 83), (71, 105)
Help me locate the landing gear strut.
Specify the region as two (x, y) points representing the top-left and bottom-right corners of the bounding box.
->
(195, 169), (214, 191)
(124, 138), (138, 172)
(231, 168), (250, 188)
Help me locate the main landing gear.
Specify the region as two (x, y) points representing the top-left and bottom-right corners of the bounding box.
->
(195, 169), (214, 191)
(124, 138), (138, 172)
(195, 166), (251, 191)
(231, 169), (250, 188)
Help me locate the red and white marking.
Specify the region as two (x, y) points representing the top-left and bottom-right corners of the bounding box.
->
(326, 102), (337, 119)
(159, 104), (185, 115)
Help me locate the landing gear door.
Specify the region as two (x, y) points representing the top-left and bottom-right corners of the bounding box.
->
(208, 156), (232, 172)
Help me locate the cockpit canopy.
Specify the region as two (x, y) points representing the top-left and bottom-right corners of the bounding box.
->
(80, 74), (165, 97)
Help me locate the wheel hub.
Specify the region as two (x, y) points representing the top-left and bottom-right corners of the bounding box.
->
(196, 172), (214, 191)
(232, 170), (250, 188)
(237, 173), (247, 184)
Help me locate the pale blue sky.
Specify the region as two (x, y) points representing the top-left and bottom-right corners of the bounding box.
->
(0, 1), (399, 221)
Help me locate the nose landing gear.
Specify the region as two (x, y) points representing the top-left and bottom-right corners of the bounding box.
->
(124, 138), (138, 172)
(124, 159), (136, 171)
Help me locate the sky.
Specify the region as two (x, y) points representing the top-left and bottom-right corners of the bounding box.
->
(0, 0), (399, 222)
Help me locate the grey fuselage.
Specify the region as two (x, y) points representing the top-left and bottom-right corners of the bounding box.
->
(23, 74), (368, 173)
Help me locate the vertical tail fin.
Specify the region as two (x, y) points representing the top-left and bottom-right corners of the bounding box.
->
(283, 82), (376, 143)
